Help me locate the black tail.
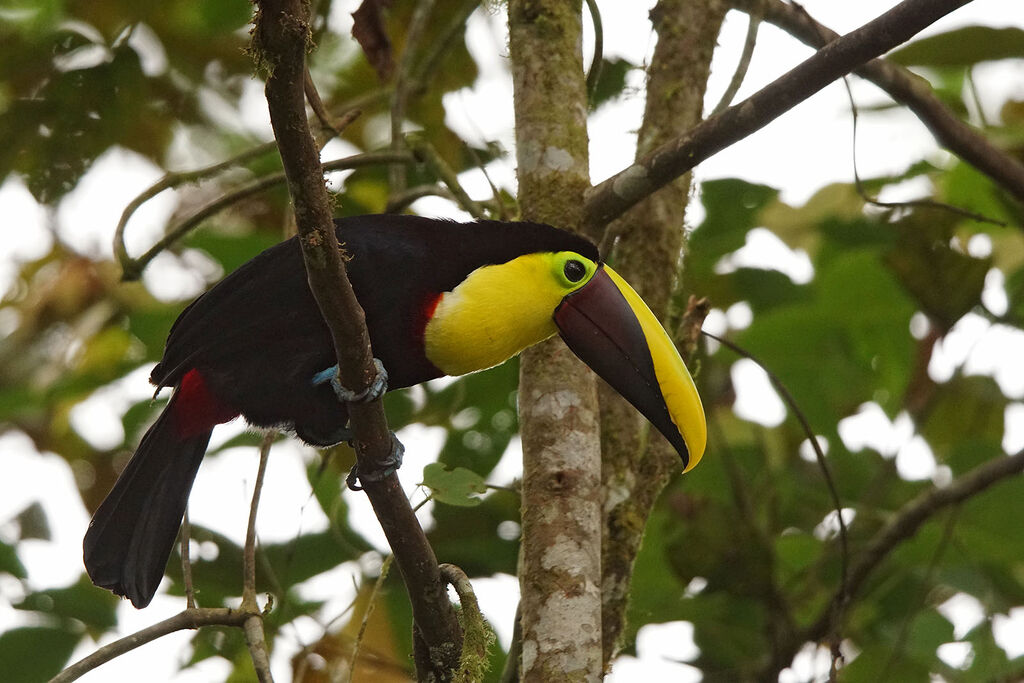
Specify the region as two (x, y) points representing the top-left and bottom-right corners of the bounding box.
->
(83, 397), (211, 608)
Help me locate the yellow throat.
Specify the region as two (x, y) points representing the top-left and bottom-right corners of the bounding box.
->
(423, 252), (596, 376)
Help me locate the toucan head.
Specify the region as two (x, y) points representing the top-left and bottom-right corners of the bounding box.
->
(423, 244), (706, 471)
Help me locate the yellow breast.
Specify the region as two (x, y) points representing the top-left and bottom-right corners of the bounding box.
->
(423, 254), (566, 376)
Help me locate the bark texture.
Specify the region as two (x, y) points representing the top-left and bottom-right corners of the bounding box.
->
(254, 2), (462, 679)
(598, 0), (727, 663)
(508, 1), (603, 681)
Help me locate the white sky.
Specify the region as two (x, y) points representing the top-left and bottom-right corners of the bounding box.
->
(2, 1), (1024, 681)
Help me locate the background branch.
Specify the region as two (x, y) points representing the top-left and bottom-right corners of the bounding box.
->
(583, 0), (973, 234)
(731, 0), (1024, 209)
(118, 148), (414, 280)
(763, 448), (1024, 679)
(239, 433), (275, 683)
(252, 2), (462, 679)
(50, 608), (252, 683)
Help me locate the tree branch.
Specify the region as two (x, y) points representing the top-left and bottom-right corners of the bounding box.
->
(239, 433), (275, 683)
(732, 0), (1024, 209)
(388, 0), (435, 196)
(764, 448), (1024, 678)
(439, 563), (496, 682)
(118, 147), (413, 280)
(583, 0), (974, 234)
(50, 608), (253, 683)
(813, 449), (1024, 640)
(252, 2), (462, 679)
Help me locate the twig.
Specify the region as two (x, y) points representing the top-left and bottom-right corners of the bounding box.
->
(389, 0), (436, 195)
(345, 554), (394, 683)
(181, 508), (196, 609)
(751, 449), (1024, 680)
(467, 145), (510, 220)
(710, 13), (760, 116)
(704, 331), (850, 608)
(812, 449), (1024, 639)
(253, 3), (462, 679)
(835, 64), (1005, 226)
(499, 602), (522, 683)
(410, 137), (487, 218)
(407, 0), (481, 95)
(113, 142), (277, 276)
(439, 563), (495, 681)
(239, 432), (275, 683)
(243, 614), (275, 683)
(730, 0), (1024, 211)
(879, 507), (959, 679)
(50, 608), (253, 683)
(385, 183), (457, 214)
(304, 65), (336, 135)
(245, 433), (274, 600)
(115, 0), (477, 280)
(119, 150), (416, 280)
(584, 0), (975, 233)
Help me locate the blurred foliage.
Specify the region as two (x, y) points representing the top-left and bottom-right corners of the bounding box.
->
(0, 3), (1023, 682)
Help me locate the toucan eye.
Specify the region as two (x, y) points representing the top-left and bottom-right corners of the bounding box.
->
(564, 259), (586, 283)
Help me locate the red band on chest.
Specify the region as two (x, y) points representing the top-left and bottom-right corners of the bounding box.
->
(423, 292), (443, 324)
(173, 369), (240, 437)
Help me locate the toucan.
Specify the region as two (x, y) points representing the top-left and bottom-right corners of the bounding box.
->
(84, 215), (706, 608)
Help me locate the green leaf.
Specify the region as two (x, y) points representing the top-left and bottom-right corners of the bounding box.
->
(15, 574), (119, 634)
(14, 501), (49, 540)
(429, 488), (520, 576)
(0, 626), (79, 683)
(421, 463), (487, 507)
(921, 378), (1006, 468)
(588, 57), (635, 111)
(888, 26), (1024, 68)
(738, 249), (915, 428)
(774, 531), (822, 585)
(0, 539), (27, 578)
(885, 213), (990, 330)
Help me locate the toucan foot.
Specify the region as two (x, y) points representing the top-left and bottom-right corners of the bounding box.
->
(312, 359), (389, 404)
(346, 432), (405, 491)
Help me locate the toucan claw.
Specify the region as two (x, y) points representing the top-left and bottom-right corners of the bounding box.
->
(346, 431), (405, 490)
(314, 359), (389, 404)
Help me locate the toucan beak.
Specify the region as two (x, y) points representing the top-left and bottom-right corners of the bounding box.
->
(553, 265), (706, 471)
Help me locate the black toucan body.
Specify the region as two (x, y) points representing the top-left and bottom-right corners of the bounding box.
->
(84, 215), (706, 607)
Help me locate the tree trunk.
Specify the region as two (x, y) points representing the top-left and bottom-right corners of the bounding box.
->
(508, 1), (603, 681)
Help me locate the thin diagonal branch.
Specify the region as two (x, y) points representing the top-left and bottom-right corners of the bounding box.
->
(389, 0), (436, 195)
(119, 148), (415, 280)
(584, 0), (975, 234)
(704, 331), (849, 595)
(761, 448), (1024, 679)
(181, 508), (196, 609)
(50, 608), (253, 683)
(812, 449), (1024, 642)
(113, 142), (277, 275)
(252, 3), (462, 680)
(731, 0), (1024, 211)
(710, 12), (760, 116)
(240, 432), (275, 683)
